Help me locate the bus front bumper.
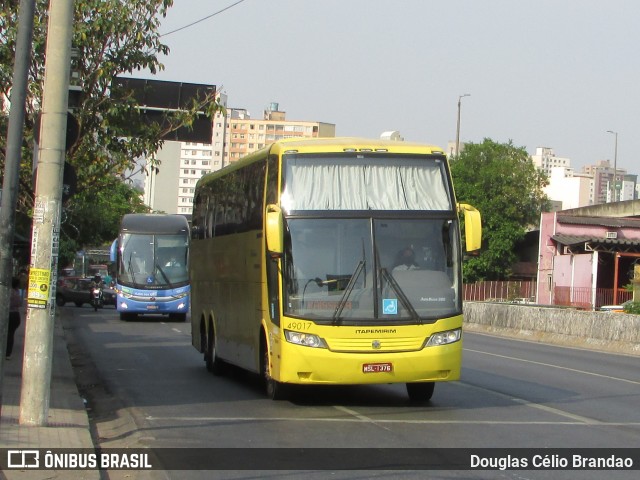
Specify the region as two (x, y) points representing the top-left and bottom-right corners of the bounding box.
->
(274, 340), (462, 385)
(116, 294), (189, 314)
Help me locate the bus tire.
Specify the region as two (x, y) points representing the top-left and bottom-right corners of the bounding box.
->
(169, 313), (187, 322)
(205, 321), (225, 375)
(261, 334), (288, 401)
(406, 382), (435, 403)
(120, 312), (136, 322)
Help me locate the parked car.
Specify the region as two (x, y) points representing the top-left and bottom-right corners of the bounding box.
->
(56, 277), (115, 308)
(599, 304), (624, 313)
(56, 277), (93, 307)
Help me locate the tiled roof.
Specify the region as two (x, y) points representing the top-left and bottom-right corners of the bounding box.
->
(551, 234), (640, 247)
(557, 215), (640, 228)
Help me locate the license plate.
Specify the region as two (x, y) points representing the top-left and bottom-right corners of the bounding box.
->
(362, 362), (393, 373)
(146, 305), (159, 310)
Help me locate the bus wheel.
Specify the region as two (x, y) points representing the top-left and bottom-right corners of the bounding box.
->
(120, 312), (136, 322)
(406, 382), (435, 403)
(261, 335), (288, 401)
(205, 322), (225, 375)
(169, 313), (187, 322)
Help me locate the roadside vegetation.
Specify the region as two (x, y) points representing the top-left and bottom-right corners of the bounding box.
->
(1, 0), (221, 266)
(450, 139), (550, 282)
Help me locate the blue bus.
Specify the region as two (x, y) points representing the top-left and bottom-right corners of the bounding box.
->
(110, 214), (190, 321)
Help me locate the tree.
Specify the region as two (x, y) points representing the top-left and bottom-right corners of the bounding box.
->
(1, 0), (221, 237)
(450, 139), (550, 281)
(58, 181), (149, 268)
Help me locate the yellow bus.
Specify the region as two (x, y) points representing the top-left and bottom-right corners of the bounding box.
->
(190, 137), (481, 401)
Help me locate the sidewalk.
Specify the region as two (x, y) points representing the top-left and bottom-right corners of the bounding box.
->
(0, 306), (99, 480)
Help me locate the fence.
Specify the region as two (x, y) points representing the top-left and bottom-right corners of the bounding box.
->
(463, 281), (536, 303)
(553, 286), (633, 310)
(463, 280), (634, 311)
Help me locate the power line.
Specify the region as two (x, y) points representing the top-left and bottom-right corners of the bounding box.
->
(160, 0), (246, 37)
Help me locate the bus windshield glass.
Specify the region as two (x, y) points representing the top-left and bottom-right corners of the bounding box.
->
(283, 217), (460, 323)
(281, 154), (452, 212)
(117, 233), (189, 289)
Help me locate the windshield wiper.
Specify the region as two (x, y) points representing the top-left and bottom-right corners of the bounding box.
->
(379, 267), (421, 324)
(127, 255), (137, 284)
(155, 263), (173, 289)
(332, 260), (365, 325)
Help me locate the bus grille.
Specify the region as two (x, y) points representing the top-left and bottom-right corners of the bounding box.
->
(327, 336), (424, 353)
(126, 295), (177, 303)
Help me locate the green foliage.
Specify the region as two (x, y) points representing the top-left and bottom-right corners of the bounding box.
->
(450, 139), (550, 282)
(1, 0), (220, 258)
(623, 301), (640, 315)
(58, 181), (149, 267)
(1, 1), (220, 209)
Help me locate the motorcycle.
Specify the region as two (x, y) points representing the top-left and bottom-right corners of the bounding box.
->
(90, 286), (104, 311)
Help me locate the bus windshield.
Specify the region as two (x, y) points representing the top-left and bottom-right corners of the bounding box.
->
(283, 217), (460, 323)
(117, 233), (189, 289)
(281, 154), (452, 212)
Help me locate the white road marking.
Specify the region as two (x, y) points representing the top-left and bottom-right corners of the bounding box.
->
(144, 415), (640, 426)
(465, 348), (640, 386)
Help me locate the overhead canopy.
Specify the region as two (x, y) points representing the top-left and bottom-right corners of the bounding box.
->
(552, 234), (640, 253)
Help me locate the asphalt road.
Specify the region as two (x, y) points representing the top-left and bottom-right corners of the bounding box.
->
(60, 305), (640, 480)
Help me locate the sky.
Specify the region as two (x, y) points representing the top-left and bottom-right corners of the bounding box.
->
(148, 0), (640, 173)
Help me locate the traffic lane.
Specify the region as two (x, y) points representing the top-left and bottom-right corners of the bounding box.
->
(144, 380), (640, 449)
(462, 331), (640, 425)
(463, 330), (640, 383)
(64, 310), (640, 479)
(68, 309), (640, 450)
(76, 309), (577, 424)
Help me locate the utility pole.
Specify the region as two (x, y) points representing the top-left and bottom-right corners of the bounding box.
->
(455, 94), (470, 157)
(19, 0), (74, 426)
(0, 0), (36, 417)
(606, 130), (618, 202)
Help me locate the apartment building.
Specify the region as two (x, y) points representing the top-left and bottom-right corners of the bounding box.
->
(531, 147), (571, 176)
(220, 103), (335, 165)
(544, 167), (594, 210)
(580, 160), (635, 204)
(539, 154), (637, 211)
(144, 102), (335, 214)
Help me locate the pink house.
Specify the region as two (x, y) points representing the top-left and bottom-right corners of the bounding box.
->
(536, 204), (640, 310)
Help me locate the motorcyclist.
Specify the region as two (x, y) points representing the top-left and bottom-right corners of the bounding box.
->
(89, 274), (104, 307)
(90, 274), (104, 289)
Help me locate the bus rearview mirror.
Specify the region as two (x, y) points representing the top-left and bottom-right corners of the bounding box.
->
(266, 204), (284, 255)
(457, 203), (482, 252)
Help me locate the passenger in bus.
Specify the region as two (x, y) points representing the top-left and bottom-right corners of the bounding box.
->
(392, 247), (420, 271)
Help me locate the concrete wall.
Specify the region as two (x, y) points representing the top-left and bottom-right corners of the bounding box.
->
(463, 301), (640, 355)
(562, 199), (640, 218)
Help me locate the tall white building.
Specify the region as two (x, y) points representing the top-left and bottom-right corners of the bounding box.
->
(544, 167), (594, 210)
(531, 147), (571, 176)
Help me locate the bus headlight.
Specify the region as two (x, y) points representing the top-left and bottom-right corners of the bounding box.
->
(425, 328), (461, 347)
(284, 330), (328, 349)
